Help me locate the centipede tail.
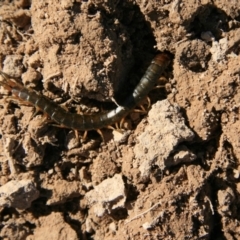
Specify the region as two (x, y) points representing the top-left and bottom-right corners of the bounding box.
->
(0, 53), (171, 131)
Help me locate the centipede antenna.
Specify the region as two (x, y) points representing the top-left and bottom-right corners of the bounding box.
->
(0, 71), (11, 90)
(0, 71), (14, 82)
(0, 70), (23, 90)
(0, 70), (6, 78)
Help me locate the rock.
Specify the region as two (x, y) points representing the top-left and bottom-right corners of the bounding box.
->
(134, 100), (195, 180)
(0, 180), (39, 210)
(217, 187), (235, 216)
(85, 174), (126, 217)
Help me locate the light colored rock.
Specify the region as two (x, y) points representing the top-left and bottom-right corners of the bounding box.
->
(109, 222), (117, 232)
(170, 146), (197, 166)
(217, 187), (235, 216)
(134, 100), (195, 179)
(85, 174), (126, 217)
(210, 38), (228, 62)
(210, 28), (240, 62)
(0, 180), (39, 209)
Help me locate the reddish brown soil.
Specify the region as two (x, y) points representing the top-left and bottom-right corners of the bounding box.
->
(0, 0), (240, 239)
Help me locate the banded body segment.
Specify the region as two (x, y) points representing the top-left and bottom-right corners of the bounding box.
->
(0, 53), (171, 131)
(131, 53), (171, 107)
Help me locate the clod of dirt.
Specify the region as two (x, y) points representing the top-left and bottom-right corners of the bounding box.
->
(176, 39), (211, 72)
(21, 68), (42, 88)
(90, 150), (118, 185)
(85, 174), (126, 217)
(134, 100), (195, 180)
(0, 1), (240, 239)
(43, 180), (84, 206)
(28, 212), (78, 240)
(0, 180), (39, 210)
(21, 134), (46, 168)
(0, 8), (31, 28)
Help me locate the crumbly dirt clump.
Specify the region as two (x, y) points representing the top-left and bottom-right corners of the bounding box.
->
(0, 0), (240, 239)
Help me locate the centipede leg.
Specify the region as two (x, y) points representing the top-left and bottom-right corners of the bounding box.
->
(82, 130), (88, 142)
(140, 96), (151, 111)
(31, 106), (45, 120)
(146, 96), (151, 109)
(107, 124), (124, 133)
(154, 84), (165, 89)
(0, 53), (171, 144)
(106, 125), (115, 130)
(96, 129), (105, 143)
(119, 117), (125, 129)
(133, 107), (147, 113)
(73, 130), (80, 144)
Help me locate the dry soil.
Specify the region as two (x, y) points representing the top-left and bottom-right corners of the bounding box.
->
(0, 0), (240, 239)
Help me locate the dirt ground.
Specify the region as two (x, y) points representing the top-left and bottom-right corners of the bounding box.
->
(0, 0), (239, 239)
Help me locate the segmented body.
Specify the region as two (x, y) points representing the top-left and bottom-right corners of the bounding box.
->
(0, 53), (170, 130)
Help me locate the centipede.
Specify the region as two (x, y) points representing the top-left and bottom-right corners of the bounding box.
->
(0, 53), (171, 132)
